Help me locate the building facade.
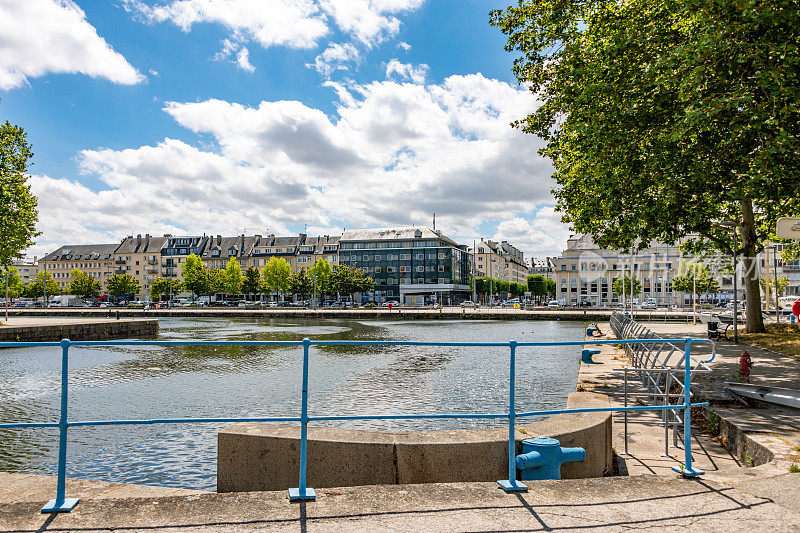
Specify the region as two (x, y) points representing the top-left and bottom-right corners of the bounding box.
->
(470, 239), (528, 284)
(115, 234), (168, 300)
(40, 244), (119, 294)
(201, 235), (258, 271)
(160, 235), (211, 283)
(338, 227), (472, 305)
(11, 259), (40, 283)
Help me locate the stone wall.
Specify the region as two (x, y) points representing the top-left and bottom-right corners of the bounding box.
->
(0, 320), (158, 342)
(217, 392), (612, 492)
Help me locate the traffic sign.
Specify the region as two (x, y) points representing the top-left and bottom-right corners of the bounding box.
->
(777, 217), (800, 240)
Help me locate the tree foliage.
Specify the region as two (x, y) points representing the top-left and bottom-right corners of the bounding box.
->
(289, 268), (314, 299)
(67, 269), (101, 298)
(612, 275), (642, 298)
(181, 254), (209, 296)
(329, 265), (374, 299)
(0, 104), (40, 267)
(528, 274), (547, 302)
(26, 270), (60, 299)
(672, 263), (720, 297)
(106, 274), (141, 298)
(490, 0), (800, 332)
(149, 276), (182, 300)
(261, 257), (292, 298)
(1, 266), (24, 299)
(242, 267), (261, 295)
(224, 257), (243, 295)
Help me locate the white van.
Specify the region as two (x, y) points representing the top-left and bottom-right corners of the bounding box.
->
(51, 295), (85, 307)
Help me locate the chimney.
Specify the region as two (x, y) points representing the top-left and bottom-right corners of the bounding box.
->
(217, 235), (222, 245)
(240, 234), (245, 252)
(136, 234), (142, 248)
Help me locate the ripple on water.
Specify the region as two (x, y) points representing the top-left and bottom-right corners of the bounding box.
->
(0, 317), (583, 490)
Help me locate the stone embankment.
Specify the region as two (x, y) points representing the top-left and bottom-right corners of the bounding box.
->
(0, 317), (158, 342)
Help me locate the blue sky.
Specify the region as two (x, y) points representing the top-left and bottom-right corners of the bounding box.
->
(1, 0), (569, 259)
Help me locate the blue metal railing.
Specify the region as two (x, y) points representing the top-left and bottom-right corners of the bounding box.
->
(0, 336), (713, 512)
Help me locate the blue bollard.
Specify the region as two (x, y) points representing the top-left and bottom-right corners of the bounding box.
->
(515, 437), (586, 480)
(586, 327), (596, 337)
(581, 348), (601, 364)
(791, 314), (796, 324)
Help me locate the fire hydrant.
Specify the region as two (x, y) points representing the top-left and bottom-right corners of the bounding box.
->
(581, 348), (601, 364)
(515, 436), (586, 480)
(739, 351), (752, 382)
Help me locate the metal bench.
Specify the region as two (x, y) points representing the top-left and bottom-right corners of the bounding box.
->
(704, 315), (732, 340)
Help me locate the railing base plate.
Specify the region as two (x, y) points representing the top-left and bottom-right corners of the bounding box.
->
(41, 498), (79, 513)
(672, 466), (704, 478)
(288, 487), (316, 502)
(497, 480), (528, 492)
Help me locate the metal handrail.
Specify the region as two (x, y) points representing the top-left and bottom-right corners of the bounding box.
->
(0, 335), (711, 513)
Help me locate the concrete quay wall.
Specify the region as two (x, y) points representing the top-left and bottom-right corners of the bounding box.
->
(0, 319), (158, 342)
(217, 392), (612, 492)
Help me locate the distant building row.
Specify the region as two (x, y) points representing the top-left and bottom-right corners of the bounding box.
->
(16, 228), (531, 305)
(530, 234), (799, 306)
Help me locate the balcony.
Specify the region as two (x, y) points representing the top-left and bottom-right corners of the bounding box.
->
(114, 269), (125, 275)
(115, 259), (126, 265)
(147, 258), (158, 265)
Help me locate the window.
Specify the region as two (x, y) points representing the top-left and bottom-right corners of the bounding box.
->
(438, 265), (445, 272)
(416, 266), (424, 272)
(438, 253), (445, 260)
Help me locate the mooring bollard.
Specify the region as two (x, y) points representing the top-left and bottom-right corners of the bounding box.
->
(515, 437), (586, 480)
(581, 348), (601, 364)
(586, 326), (596, 337)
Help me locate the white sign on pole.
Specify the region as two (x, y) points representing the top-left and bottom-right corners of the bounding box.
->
(777, 217), (800, 240)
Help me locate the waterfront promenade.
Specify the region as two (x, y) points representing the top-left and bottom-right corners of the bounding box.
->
(1, 474), (798, 531)
(0, 316), (158, 341)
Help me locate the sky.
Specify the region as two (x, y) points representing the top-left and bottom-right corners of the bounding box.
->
(0, 0), (572, 261)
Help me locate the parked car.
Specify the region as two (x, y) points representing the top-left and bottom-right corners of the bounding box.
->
(460, 300), (479, 308)
(641, 298), (658, 309)
(547, 300), (561, 308)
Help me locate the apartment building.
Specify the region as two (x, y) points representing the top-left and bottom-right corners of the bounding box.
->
(297, 235), (340, 270)
(470, 239), (528, 284)
(201, 234), (258, 271)
(250, 234), (305, 272)
(160, 235), (211, 283)
(550, 234), (684, 307)
(338, 227), (472, 305)
(11, 259), (39, 283)
(529, 257), (556, 280)
(115, 234), (168, 300)
(40, 244), (118, 293)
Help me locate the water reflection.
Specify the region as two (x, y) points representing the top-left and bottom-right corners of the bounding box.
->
(0, 317), (583, 490)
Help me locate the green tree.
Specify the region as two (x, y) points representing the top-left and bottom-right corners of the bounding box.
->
(25, 270), (60, 299)
(310, 258), (333, 301)
(0, 105), (40, 269)
(224, 257), (243, 295)
(545, 278), (557, 299)
(672, 263), (720, 304)
(106, 274), (141, 299)
(760, 275), (790, 301)
(262, 257), (291, 300)
(1, 266), (23, 299)
(181, 254), (209, 298)
(149, 276), (182, 301)
(289, 268), (314, 300)
(330, 265), (373, 302)
(527, 274), (547, 303)
(612, 275), (642, 300)
(242, 267), (261, 298)
(490, 0), (799, 333)
(67, 269), (101, 298)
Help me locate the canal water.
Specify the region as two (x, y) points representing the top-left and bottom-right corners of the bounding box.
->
(0, 317), (584, 490)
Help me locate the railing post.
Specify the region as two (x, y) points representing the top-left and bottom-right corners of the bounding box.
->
(289, 338), (316, 501)
(41, 339), (79, 513)
(497, 340), (527, 492)
(672, 337), (704, 477)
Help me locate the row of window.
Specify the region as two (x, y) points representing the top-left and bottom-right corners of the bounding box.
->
(47, 262), (111, 270)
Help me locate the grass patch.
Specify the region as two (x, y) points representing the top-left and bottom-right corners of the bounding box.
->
(790, 463), (800, 474)
(737, 323), (800, 358)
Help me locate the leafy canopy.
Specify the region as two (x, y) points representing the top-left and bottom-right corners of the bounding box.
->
(107, 274), (141, 298)
(68, 269), (101, 298)
(0, 103), (40, 266)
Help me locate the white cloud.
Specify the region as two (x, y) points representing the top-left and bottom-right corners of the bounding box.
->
(212, 39), (255, 72)
(125, 0), (425, 52)
(126, 0), (329, 49)
(28, 73), (566, 259)
(489, 209), (571, 259)
(397, 41), (411, 51)
(0, 0), (144, 90)
(306, 42), (360, 78)
(385, 59), (428, 84)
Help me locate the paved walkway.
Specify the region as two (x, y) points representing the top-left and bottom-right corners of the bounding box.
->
(0, 316), (147, 328)
(2, 475), (799, 532)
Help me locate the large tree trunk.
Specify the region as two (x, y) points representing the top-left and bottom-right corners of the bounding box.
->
(740, 198), (766, 333)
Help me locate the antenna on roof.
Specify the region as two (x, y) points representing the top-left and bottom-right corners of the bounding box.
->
(433, 212), (436, 231)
